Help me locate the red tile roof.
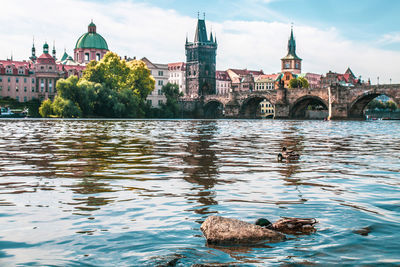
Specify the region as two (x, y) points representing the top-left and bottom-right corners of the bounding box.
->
(229, 68), (264, 76)
(168, 62), (186, 71)
(216, 70), (231, 81)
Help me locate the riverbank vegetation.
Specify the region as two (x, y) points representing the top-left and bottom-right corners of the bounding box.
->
(37, 52), (179, 118)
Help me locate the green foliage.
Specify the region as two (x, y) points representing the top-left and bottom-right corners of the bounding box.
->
(37, 52), (156, 119)
(289, 78), (299, 89)
(83, 52), (155, 118)
(289, 77), (309, 89)
(52, 96), (82, 118)
(39, 99), (53, 117)
(159, 83), (183, 118)
(366, 99), (398, 111)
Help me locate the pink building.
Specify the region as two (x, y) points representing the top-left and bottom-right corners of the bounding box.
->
(0, 22), (106, 103)
(305, 73), (322, 89)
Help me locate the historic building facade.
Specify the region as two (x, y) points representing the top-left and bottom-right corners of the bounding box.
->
(0, 22), (104, 103)
(281, 27), (302, 74)
(142, 57), (168, 108)
(185, 18), (217, 97)
(216, 71), (231, 95)
(74, 21), (109, 64)
(168, 62), (186, 94)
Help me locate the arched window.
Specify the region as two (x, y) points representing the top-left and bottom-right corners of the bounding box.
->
(96, 53), (101, 61)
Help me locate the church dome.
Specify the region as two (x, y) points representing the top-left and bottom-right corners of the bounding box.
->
(75, 22), (108, 50)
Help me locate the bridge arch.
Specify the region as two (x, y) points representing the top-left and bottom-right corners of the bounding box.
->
(348, 91), (399, 118)
(203, 100), (224, 118)
(290, 95), (328, 119)
(240, 96), (274, 118)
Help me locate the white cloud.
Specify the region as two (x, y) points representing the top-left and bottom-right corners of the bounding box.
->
(379, 32), (400, 44)
(0, 0), (399, 84)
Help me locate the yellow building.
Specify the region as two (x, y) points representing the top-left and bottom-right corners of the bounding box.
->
(259, 99), (274, 118)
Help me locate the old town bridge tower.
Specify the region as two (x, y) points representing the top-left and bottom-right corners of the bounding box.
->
(281, 26), (302, 74)
(185, 17), (217, 97)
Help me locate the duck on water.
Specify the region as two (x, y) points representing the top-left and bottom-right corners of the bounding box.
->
(277, 147), (300, 161)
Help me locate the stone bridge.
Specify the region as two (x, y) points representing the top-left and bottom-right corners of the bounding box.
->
(187, 84), (400, 119)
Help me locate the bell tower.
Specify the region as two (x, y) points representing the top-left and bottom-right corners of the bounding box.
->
(185, 15), (217, 97)
(281, 26), (302, 74)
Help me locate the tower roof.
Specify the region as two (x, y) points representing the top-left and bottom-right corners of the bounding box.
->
(194, 19), (208, 43)
(75, 21), (108, 50)
(282, 26), (301, 60)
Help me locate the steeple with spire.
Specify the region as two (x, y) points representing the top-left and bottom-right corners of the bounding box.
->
(185, 13), (217, 97)
(30, 37), (37, 62)
(281, 24), (302, 74)
(52, 41), (57, 60)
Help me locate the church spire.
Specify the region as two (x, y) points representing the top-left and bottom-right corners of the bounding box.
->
(287, 25), (297, 57)
(52, 41), (56, 60)
(31, 37), (36, 60)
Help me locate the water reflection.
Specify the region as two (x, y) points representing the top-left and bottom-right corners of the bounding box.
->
(182, 121), (220, 215)
(0, 119), (399, 266)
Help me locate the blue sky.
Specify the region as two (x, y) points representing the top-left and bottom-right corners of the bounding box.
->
(1, 0), (399, 83)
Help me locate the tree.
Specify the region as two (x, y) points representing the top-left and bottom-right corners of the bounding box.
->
(298, 77), (309, 88)
(52, 96), (82, 118)
(39, 99), (53, 117)
(159, 83), (183, 118)
(54, 76), (98, 117)
(83, 52), (155, 117)
(386, 100), (398, 111)
(289, 78), (299, 89)
(289, 77), (309, 88)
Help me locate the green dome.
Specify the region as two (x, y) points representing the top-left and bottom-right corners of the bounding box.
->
(75, 32), (108, 50)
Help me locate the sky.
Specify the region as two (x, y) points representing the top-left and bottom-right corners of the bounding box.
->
(1, 0), (399, 83)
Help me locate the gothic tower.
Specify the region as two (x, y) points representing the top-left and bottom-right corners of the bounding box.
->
(281, 26), (302, 74)
(185, 17), (217, 97)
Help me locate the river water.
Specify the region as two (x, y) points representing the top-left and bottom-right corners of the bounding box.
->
(0, 119), (399, 266)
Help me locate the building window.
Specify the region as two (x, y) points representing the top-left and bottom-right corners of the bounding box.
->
(158, 71), (163, 76)
(16, 86), (19, 92)
(40, 79), (44, 92)
(49, 80), (52, 93)
(296, 62), (299, 68)
(8, 77), (10, 82)
(40, 66), (44, 70)
(32, 87), (35, 92)
(24, 96), (27, 102)
(8, 86), (10, 91)
(85, 53), (89, 61)
(0, 85), (2, 91)
(0, 77), (2, 82)
(158, 80), (163, 86)
(96, 53), (100, 61)
(158, 89), (162, 95)
(24, 86), (27, 92)
(158, 100), (163, 105)
(49, 66), (52, 70)
(24, 78), (27, 83)
(32, 78), (35, 83)
(16, 78), (19, 83)
(147, 99), (152, 105)
(285, 62), (290, 69)
(16, 96), (19, 102)
(6, 68), (12, 74)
